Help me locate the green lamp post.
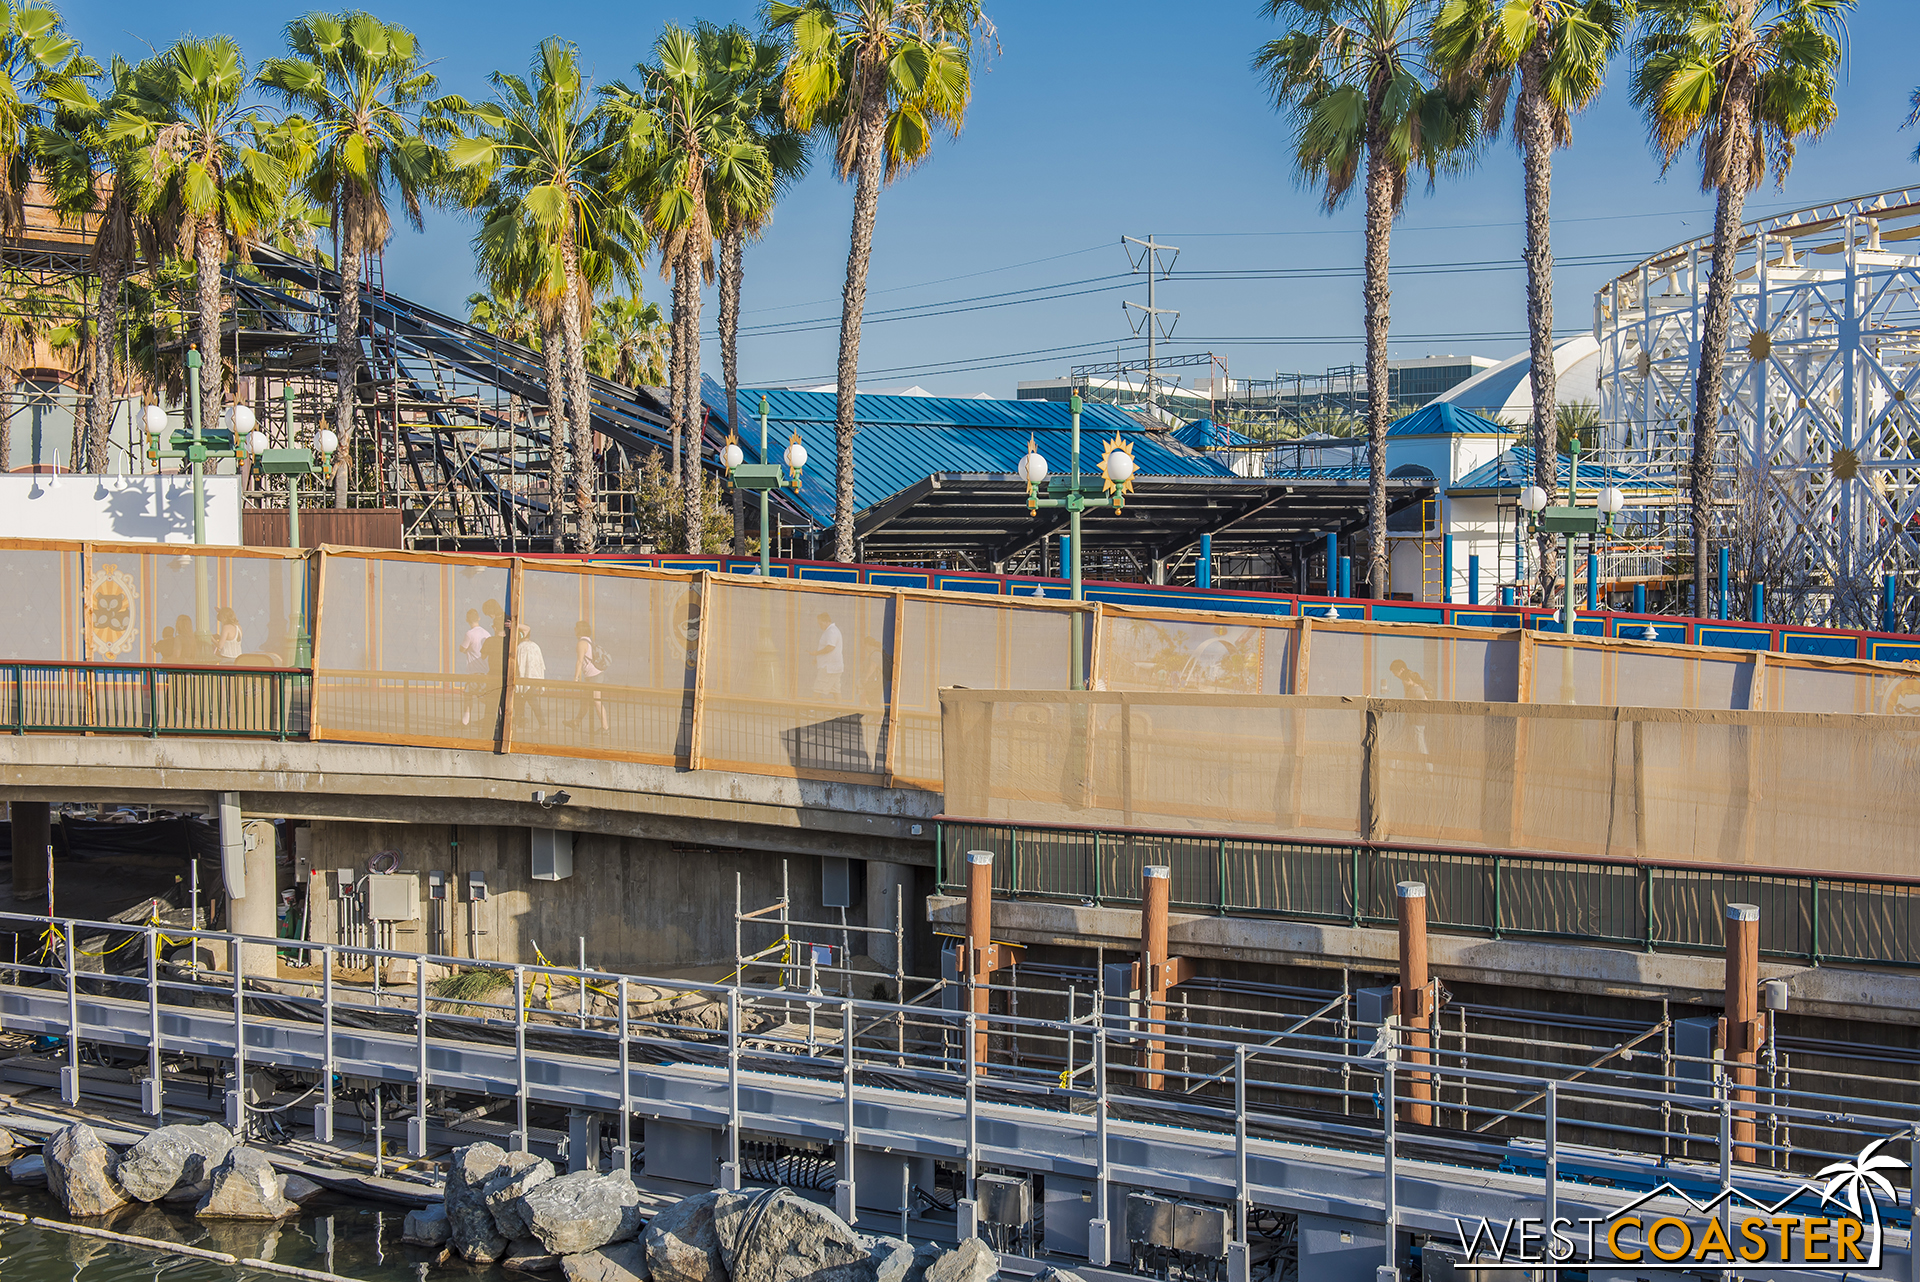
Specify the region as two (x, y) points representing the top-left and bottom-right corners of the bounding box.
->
(721, 394), (806, 575)
(1519, 439), (1625, 634)
(1018, 390), (1137, 690)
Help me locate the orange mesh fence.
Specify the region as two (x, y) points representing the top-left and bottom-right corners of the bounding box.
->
(311, 548), (511, 749)
(941, 689), (1920, 879)
(509, 563), (699, 764)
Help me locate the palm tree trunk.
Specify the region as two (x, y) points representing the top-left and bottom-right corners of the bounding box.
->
(1361, 122), (1393, 598)
(668, 254), (690, 549)
(194, 222), (225, 443)
(86, 253), (128, 473)
(832, 76), (890, 565)
(1691, 92), (1754, 617)
(1519, 42), (1559, 606)
(559, 233), (594, 555)
(333, 230), (362, 508)
(679, 238), (705, 553)
(542, 319), (567, 551)
(720, 226), (746, 556)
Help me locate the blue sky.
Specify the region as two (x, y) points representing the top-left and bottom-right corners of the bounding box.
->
(69, 1), (1920, 398)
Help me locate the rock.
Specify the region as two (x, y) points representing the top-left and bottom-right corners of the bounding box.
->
(446, 1141), (513, 1261)
(45, 1123), (131, 1217)
(116, 1122), (236, 1203)
(924, 1239), (998, 1282)
(643, 1188), (735, 1282)
(282, 1173), (325, 1204)
(7, 1154), (46, 1186)
(861, 1237), (920, 1282)
(523, 1170), (646, 1257)
(195, 1148), (298, 1220)
(163, 1179), (210, 1206)
(403, 1203), (452, 1247)
(505, 1238), (563, 1273)
(0, 1127), (17, 1155)
(1034, 1269), (1084, 1282)
(563, 1241), (651, 1282)
(716, 1187), (872, 1282)
(484, 1152), (556, 1242)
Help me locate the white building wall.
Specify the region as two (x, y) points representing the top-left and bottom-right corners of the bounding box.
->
(0, 473), (243, 544)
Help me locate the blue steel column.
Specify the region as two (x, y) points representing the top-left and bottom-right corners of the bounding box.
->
(1468, 555), (1480, 606)
(1198, 533), (1212, 589)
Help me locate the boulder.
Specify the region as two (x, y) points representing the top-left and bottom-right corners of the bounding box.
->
(163, 1180), (211, 1206)
(716, 1187), (872, 1282)
(195, 1148), (298, 1220)
(924, 1239), (998, 1282)
(1034, 1270), (1085, 1282)
(116, 1122), (236, 1203)
(860, 1237), (925, 1282)
(7, 1154), (46, 1186)
(282, 1173), (325, 1204)
(45, 1123), (131, 1218)
(0, 1127), (18, 1155)
(446, 1141), (513, 1262)
(523, 1170), (646, 1257)
(644, 1189), (740, 1282)
(563, 1241), (651, 1282)
(484, 1151), (556, 1242)
(403, 1203), (452, 1247)
(504, 1238), (563, 1273)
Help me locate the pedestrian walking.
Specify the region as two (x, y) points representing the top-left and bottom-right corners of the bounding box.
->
(573, 621), (609, 734)
(812, 612), (844, 700)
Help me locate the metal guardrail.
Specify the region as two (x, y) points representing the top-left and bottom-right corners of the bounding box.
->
(2, 662), (310, 741)
(3, 908), (1916, 1275)
(936, 819), (1920, 969)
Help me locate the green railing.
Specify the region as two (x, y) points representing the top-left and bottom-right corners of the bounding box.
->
(2, 662), (311, 741)
(936, 817), (1920, 969)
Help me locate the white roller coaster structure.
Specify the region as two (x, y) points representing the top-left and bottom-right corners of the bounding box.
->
(1596, 186), (1920, 629)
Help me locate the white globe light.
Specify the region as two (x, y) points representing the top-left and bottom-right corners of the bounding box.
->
(143, 404), (168, 435)
(721, 442), (744, 470)
(784, 440), (808, 471)
(232, 404), (256, 435)
(1105, 449), (1135, 483)
(246, 430), (269, 456)
(1520, 485), (1549, 513)
(1598, 486), (1626, 514)
(1019, 451), (1049, 485)
(315, 428), (339, 454)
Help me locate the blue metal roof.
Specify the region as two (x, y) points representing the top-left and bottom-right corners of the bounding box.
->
(1170, 418), (1256, 450)
(1449, 446), (1674, 495)
(1265, 463), (1374, 481)
(1386, 402), (1511, 437)
(703, 379), (1234, 527)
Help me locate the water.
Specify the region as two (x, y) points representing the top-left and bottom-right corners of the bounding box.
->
(0, 1184), (439, 1282)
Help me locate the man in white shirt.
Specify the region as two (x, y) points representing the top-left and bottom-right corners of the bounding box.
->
(813, 612), (844, 698)
(461, 608), (491, 672)
(514, 625), (546, 729)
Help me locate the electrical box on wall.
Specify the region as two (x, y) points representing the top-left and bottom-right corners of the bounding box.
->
(532, 828), (574, 882)
(821, 856), (851, 908)
(364, 874), (421, 922)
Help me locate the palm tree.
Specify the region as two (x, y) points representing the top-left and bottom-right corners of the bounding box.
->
(702, 22), (810, 553)
(37, 55), (167, 471)
(107, 38), (298, 442)
(587, 292), (669, 387)
(0, 2), (95, 237)
(770, 0), (991, 563)
(1433, 0), (1629, 603)
(1256, 0), (1480, 597)
(1631, 0), (1847, 613)
(448, 39), (630, 552)
(606, 24), (772, 552)
(259, 11), (447, 507)
(467, 287), (539, 349)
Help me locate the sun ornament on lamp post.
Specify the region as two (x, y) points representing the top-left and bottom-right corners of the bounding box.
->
(723, 396), (807, 575)
(1017, 391), (1138, 690)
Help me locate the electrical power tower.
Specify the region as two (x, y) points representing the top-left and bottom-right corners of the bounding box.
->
(1123, 235), (1180, 424)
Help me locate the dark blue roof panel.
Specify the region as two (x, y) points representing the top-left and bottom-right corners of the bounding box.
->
(1170, 418), (1256, 449)
(1386, 402), (1511, 437)
(703, 379), (1234, 526)
(1449, 445), (1674, 494)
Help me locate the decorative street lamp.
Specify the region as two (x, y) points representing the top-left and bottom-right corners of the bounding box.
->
(1018, 389), (1137, 689)
(1519, 439), (1624, 635)
(722, 395), (805, 575)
